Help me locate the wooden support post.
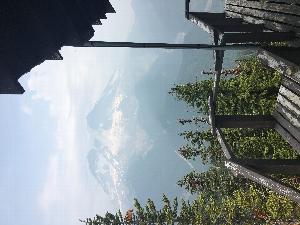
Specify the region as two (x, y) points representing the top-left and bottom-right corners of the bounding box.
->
(208, 93), (216, 136)
(236, 159), (300, 174)
(185, 0), (190, 19)
(215, 115), (275, 128)
(212, 50), (224, 101)
(226, 160), (300, 203)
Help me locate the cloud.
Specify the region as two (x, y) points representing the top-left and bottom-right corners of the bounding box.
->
(38, 154), (60, 210)
(21, 104), (33, 115)
(23, 1), (136, 222)
(164, 32), (186, 53)
(174, 32), (186, 44)
(132, 126), (153, 158)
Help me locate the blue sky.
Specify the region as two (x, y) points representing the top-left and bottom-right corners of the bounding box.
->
(0, 0), (229, 224)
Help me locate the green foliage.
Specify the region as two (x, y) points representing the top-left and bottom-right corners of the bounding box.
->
(173, 57), (297, 161)
(170, 58), (281, 116)
(177, 167), (250, 196)
(172, 57), (300, 224)
(179, 130), (224, 165)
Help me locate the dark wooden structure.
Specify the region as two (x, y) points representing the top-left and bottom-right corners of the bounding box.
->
(186, 0), (300, 202)
(225, 0), (300, 38)
(0, 0), (114, 94)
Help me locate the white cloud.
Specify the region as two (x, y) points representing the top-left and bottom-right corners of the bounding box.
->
(174, 32), (186, 44)
(21, 104), (33, 115)
(164, 32), (186, 53)
(22, 1), (136, 223)
(38, 154), (60, 210)
(133, 126), (153, 158)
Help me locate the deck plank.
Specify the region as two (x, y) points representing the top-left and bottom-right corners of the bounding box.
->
(277, 94), (300, 119)
(274, 121), (300, 153)
(226, 4), (300, 27)
(226, 10), (300, 36)
(282, 76), (300, 96)
(274, 105), (300, 132)
(279, 86), (300, 109)
(226, 0), (300, 16)
(265, 0), (300, 5)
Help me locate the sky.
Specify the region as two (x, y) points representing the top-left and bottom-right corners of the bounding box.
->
(0, 0), (234, 224)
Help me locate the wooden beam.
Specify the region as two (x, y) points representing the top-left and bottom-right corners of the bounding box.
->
(208, 93), (216, 136)
(276, 103), (300, 129)
(215, 115), (275, 128)
(282, 76), (300, 96)
(257, 47), (300, 76)
(274, 121), (300, 154)
(223, 31), (295, 43)
(263, 47), (300, 67)
(225, 9), (300, 38)
(265, 0), (300, 5)
(279, 85), (300, 109)
(185, 0), (190, 19)
(274, 108), (300, 140)
(189, 12), (226, 20)
(215, 23), (265, 32)
(225, 160), (300, 203)
(189, 14), (217, 34)
(277, 95), (300, 120)
(76, 41), (259, 50)
(214, 50), (224, 71)
(188, 12), (243, 35)
(213, 50), (223, 101)
(236, 159), (300, 174)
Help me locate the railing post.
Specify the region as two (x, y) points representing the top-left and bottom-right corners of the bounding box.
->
(185, 0), (190, 19)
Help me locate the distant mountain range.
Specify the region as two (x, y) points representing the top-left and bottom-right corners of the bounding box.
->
(85, 0), (226, 206)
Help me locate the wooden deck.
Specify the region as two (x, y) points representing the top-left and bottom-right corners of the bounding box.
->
(207, 57), (300, 203)
(185, 0), (300, 203)
(225, 0), (300, 37)
(274, 75), (300, 153)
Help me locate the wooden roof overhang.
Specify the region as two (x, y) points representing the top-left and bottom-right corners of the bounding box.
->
(0, 0), (115, 94)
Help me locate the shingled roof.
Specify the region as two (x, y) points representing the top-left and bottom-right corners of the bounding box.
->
(0, 0), (115, 94)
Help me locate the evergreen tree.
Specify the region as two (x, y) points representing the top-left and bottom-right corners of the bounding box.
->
(172, 57), (300, 224)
